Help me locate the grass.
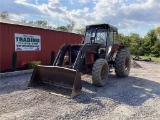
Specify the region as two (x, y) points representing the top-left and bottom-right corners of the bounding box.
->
(132, 55), (160, 62)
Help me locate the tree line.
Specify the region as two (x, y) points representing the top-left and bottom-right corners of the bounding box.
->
(1, 11), (159, 57)
(119, 27), (160, 57)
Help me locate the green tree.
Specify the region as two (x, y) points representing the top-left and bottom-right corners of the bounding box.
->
(26, 20), (54, 29)
(35, 20), (48, 27)
(128, 33), (143, 56)
(74, 28), (85, 34)
(28, 21), (35, 25)
(142, 36), (151, 56)
(21, 20), (27, 23)
(56, 26), (68, 32)
(143, 29), (157, 56)
(155, 26), (160, 34)
(150, 40), (160, 57)
(118, 34), (130, 48)
(146, 29), (157, 46)
(118, 27), (160, 57)
(155, 26), (160, 41)
(66, 21), (75, 32)
(0, 11), (9, 19)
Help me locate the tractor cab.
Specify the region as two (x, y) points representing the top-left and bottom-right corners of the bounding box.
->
(84, 24), (118, 48)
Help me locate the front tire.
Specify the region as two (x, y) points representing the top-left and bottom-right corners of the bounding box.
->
(92, 59), (109, 86)
(114, 49), (131, 77)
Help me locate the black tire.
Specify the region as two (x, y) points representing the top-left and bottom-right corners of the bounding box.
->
(114, 49), (131, 77)
(92, 58), (109, 86)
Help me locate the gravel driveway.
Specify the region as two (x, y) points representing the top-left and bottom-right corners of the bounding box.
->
(0, 61), (160, 120)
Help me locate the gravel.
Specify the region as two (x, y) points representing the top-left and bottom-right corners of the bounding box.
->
(0, 61), (160, 120)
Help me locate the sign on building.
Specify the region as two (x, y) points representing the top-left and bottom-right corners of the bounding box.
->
(15, 33), (41, 51)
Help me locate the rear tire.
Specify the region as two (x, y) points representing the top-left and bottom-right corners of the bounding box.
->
(92, 59), (109, 86)
(114, 49), (131, 77)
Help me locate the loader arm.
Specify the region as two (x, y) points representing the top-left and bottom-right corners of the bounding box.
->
(73, 44), (99, 70)
(53, 44), (70, 66)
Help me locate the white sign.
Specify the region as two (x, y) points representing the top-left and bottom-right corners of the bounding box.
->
(15, 33), (41, 51)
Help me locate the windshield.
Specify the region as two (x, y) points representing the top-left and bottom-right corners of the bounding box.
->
(84, 28), (107, 45)
(84, 28), (96, 44)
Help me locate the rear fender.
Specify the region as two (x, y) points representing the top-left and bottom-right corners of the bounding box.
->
(108, 43), (120, 57)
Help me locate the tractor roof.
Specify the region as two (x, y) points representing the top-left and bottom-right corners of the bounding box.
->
(86, 23), (118, 32)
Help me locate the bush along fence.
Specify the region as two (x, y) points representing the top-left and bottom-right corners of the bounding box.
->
(28, 61), (41, 69)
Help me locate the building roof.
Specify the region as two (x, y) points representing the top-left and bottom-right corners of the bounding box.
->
(0, 18), (48, 29)
(0, 19), (81, 35)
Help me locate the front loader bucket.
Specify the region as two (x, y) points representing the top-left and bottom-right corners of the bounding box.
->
(28, 65), (82, 98)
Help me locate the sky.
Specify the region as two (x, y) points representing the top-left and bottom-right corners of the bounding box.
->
(0, 0), (160, 36)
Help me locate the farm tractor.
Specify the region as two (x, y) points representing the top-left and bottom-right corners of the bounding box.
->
(28, 24), (131, 98)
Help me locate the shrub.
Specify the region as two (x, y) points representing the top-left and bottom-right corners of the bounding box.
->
(28, 61), (41, 69)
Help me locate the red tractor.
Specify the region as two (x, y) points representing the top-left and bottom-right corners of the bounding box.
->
(28, 24), (131, 98)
